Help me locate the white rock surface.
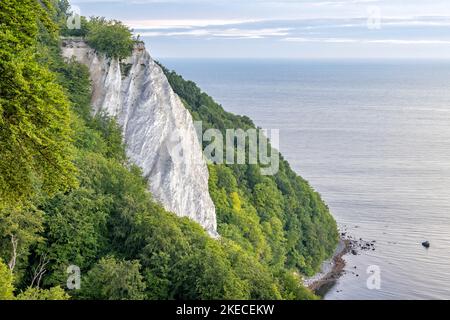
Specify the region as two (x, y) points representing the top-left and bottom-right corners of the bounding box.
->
(62, 39), (218, 237)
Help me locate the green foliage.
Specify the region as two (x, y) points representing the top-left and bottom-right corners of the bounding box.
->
(0, 0), (56, 48)
(85, 17), (135, 60)
(0, 203), (44, 281)
(133, 211), (251, 300)
(0, 259), (68, 300)
(56, 58), (92, 120)
(0, 259), (15, 300)
(0, 0), (77, 206)
(39, 188), (110, 286)
(78, 256), (146, 300)
(16, 286), (69, 300)
(161, 65), (339, 275)
(88, 113), (127, 162)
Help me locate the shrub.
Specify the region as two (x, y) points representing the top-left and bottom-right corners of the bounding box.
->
(85, 17), (134, 60)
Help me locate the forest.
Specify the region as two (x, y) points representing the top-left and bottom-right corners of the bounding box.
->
(0, 0), (338, 300)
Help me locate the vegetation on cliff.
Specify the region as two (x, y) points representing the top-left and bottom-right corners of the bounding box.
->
(161, 66), (339, 276)
(84, 18), (135, 60)
(59, 1), (135, 60)
(0, 0), (337, 300)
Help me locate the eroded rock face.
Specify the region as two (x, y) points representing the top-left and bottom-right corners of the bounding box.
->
(62, 39), (218, 237)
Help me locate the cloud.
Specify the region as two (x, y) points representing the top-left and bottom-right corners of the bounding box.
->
(131, 15), (450, 41)
(366, 39), (450, 44)
(312, 0), (379, 7)
(72, 0), (378, 3)
(137, 27), (291, 39)
(283, 37), (450, 45)
(125, 19), (260, 30)
(283, 37), (359, 43)
(128, 14), (450, 45)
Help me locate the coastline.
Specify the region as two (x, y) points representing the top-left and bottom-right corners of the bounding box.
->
(303, 239), (351, 297)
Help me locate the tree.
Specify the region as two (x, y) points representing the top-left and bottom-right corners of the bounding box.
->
(79, 256), (146, 300)
(16, 286), (69, 300)
(39, 188), (110, 286)
(86, 17), (135, 60)
(0, 204), (44, 274)
(0, 259), (14, 300)
(0, 0), (77, 206)
(253, 178), (284, 221)
(0, 259), (69, 300)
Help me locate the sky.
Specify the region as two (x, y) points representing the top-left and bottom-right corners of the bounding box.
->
(70, 0), (450, 59)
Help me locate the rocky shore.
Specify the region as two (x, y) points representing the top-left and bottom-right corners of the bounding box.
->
(304, 239), (351, 295)
(304, 228), (377, 297)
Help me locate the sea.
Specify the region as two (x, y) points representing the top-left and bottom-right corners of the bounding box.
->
(159, 58), (450, 300)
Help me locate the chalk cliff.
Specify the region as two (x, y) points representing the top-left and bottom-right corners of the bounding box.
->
(62, 39), (218, 237)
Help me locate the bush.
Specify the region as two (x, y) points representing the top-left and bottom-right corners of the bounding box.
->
(16, 287), (69, 300)
(85, 17), (134, 60)
(0, 260), (14, 300)
(78, 257), (146, 300)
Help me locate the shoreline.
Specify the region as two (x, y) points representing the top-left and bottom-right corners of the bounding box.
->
(304, 239), (351, 297)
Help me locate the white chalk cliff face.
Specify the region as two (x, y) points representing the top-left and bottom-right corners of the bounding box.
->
(62, 40), (218, 237)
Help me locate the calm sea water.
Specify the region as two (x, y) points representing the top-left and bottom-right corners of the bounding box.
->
(160, 58), (450, 300)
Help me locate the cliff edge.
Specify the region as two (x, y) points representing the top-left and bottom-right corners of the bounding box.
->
(62, 39), (218, 237)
